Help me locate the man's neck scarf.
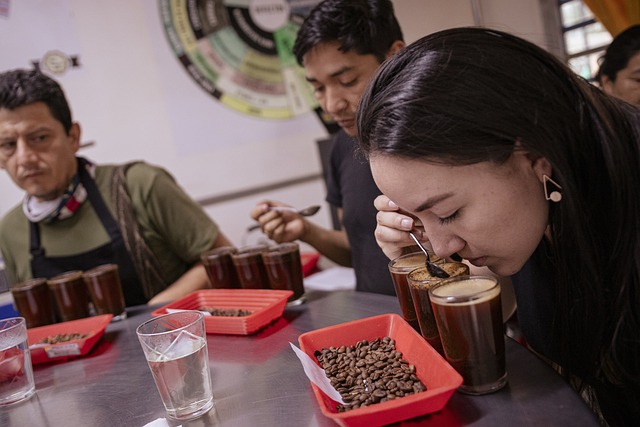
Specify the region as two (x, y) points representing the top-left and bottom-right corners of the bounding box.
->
(22, 159), (96, 223)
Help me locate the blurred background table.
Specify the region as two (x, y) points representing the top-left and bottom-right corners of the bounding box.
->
(0, 290), (598, 427)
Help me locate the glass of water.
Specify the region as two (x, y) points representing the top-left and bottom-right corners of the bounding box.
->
(136, 311), (214, 420)
(0, 317), (35, 406)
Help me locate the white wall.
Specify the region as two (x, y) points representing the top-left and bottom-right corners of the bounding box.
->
(0, 0), (551, 247)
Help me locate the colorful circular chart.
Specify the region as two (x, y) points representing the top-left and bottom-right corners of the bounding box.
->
(159, 0), (324, 120)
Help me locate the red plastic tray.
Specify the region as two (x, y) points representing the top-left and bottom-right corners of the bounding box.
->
(27, 314), (113, 364)
(298, 314), (463, 427)
(151, 289), (293, 335)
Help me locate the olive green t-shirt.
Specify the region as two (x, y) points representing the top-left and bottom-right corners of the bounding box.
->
(0, 162), (219, 292)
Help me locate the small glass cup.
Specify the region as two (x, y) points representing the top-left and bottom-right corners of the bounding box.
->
(82, 264), (127, 321)
(231, 245), (270, 290)
(136, 311), (214, 421)
(429, 275), (507, 395)
(262, 242), (305, 305)
(388, 252), (443, 333)
(0, 317), (36, 406)
(47, 271), (91, 322)
(408, 262), (470, 355)
(201, 246), (240, 289)
(10, 278), (57, 328)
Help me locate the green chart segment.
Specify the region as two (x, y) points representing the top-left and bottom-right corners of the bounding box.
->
(159, 0), (322, 120)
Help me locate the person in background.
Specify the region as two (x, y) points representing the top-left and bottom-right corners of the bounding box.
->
(0, 69), (233, 306)
(250, 0), (404, 295)
(597, 24), (640, 106)
(357, 27), (639, 425)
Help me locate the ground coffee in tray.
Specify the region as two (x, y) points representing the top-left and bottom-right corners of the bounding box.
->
(203, 307), (253, 317)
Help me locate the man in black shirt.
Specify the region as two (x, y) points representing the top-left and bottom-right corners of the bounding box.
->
(250, 0), (404, 295)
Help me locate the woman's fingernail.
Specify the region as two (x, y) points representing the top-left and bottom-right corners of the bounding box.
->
(400, 218), (412, 230)
(388, 200), (398, 208)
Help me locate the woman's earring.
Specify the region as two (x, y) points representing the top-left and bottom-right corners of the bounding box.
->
(543, 174), (562, 202)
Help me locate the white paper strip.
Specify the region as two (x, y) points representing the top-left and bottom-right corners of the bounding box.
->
(289, 342), (344, 404)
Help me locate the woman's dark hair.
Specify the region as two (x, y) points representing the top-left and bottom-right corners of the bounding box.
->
(358, 27), (640, 422)
(292, 0), (403, 65)
(0, 69), (73, 134)
(596, 24), (640, 83)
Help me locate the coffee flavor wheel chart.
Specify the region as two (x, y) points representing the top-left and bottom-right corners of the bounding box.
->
(159, 0), (325, 120)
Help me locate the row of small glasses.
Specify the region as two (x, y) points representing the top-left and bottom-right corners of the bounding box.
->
(201, 242), (305, 305)
(10, 264), (126, 328)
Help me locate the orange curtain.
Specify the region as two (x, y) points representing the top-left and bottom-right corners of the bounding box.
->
(583, 0), (640, 36)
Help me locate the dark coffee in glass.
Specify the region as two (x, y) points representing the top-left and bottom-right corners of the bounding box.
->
(262, 242), (305, 305)
(429, 276), (507, 395)
(408, 262), (469, 356)
(83, 264), (127, 321)
(47, 271), (91, 322)
(231, 245), (270, 290)
(388, 252), (443, 333)
(11, 278), (57, 328)
(201, 246), (240, 289)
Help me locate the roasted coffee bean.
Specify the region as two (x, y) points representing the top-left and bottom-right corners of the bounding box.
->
(203, 307), (252, 317)
(315, 336), (427, 412)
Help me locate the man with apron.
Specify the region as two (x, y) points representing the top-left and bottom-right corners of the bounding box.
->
(0, 69), (233, 306)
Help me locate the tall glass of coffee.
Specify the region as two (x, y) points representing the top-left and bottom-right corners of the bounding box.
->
(10, 278), (57, 328)
(231, 245), (270, 289)
(407, 262), (469, 355)
(83, 264), (127, 321)
(388, 252), (443, 333)
(201, 246), (240, 289)
(262, 242), (305, 305)
(47, 271), (91, 322)
(428, 275), (507, 395)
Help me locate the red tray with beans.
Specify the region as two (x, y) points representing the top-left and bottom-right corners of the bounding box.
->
(298, 314), (463, 427)
(27, 314), (113, 364)
(151, 289), (293, 335)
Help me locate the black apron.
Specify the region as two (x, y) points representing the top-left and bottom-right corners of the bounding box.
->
(29, 159), (147, 306)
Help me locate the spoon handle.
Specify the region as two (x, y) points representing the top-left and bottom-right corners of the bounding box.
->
(246, 206), (302, 232)
(408, 231), (431, 261)
(269, 206), (297, 212)
(408, 231), (450, 278)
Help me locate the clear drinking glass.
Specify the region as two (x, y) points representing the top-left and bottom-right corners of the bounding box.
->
(136, 311), (214, 421)
(0, 317), (35, 406)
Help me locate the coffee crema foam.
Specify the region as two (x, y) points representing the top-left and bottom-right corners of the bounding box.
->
(391, 253), (444, 271)
(393, 253), (426, 267)
(431, 278), (500, 305)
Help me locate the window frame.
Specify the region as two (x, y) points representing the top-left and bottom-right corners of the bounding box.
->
(558, 0), (612, 82)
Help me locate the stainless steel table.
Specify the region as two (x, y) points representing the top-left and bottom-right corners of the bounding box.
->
(0, 290), (598, 427)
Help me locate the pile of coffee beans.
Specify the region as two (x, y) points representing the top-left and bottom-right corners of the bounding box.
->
(203, 307), (252, 317)
(314, 337), (427, 412)
(39, 333), (88, 344)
